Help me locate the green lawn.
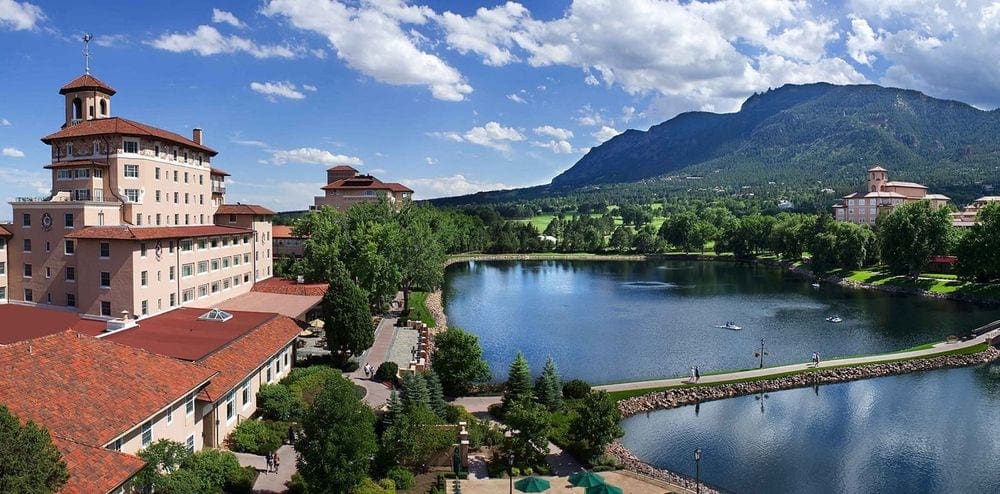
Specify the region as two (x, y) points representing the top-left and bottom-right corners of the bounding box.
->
(837, 269), (1000, 298)
(408, 291), (436, 327)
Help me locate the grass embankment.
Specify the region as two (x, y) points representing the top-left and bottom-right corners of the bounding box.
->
(408, 291), (436, 327)
(605, 342), (990, 401)
(834, 268), (1000, 299)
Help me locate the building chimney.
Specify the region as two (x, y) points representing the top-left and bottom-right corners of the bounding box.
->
(193, 128), (203, 145)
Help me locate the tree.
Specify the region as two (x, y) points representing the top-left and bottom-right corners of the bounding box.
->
(136, 439), (193, 488)
(956, 202), (1000, 282)
(502, 401), (550, 468)
(397, 206), (447, 314)
(0, 405), (69, 494)
(431, 327), (492, 396)
(297, 374), (378, 493)
(256, 384), (304, 422)
(322, 261), (374, 365)
(567, 391), (624, 463)
(659, 211), (697, 251)
(424, 370), (449, 420)
(534, 357), (563, 410)
(341, 200), (404, 308)
(878, 200), (951, 276)
(502, 352), (533, 411)
(608, 226), (634, 252)
(401, 373), (430, 413)
(183, 449), (250, 492)
(292, 206), (345, 282)
(380, 405), (454, 468)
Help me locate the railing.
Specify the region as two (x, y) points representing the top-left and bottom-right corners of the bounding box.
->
(14, 196), (52, 202)
(212, 185), (226, 194)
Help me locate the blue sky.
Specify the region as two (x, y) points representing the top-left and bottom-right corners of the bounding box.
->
(1, 0), (998, 214)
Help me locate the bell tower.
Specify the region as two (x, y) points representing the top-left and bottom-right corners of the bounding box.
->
(60, 34), (116, 127)
(867, 165), (888, 193)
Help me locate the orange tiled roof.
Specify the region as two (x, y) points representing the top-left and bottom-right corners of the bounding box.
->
(321, 175), (412, 193)
(59, 74), (116, 95)
(64, 225), (251, 240)
(44, 159), (110, 169)
(215, 204), (275, 216)
(210, 167), (230, 176)
(197, 315), (302, 402)
(252, 277), (329, 297)
(0, 331), (217, 446)
(327, 165), (358, 172)
(271, 225), (301, 238)
(0, 224), (10, 236)
(54, 436), (145, 494)
(41, 117), (217, 155)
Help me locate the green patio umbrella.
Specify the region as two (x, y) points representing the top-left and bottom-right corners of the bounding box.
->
(514, 476), (551, 492)
(569, 471), (606, 487)
(585, 483), (623, 494)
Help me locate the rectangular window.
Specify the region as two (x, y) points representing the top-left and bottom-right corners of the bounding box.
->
(211, 258), (219, 271)
(222, 257), (230, 269)
(94, 168), (102, 178)
(232, 255), (240, 266)
(169, 266), (176, 280)
(140, 270), (148, 287)
(170, 292), (176, 307)
(199, 175), (204, 185)
(0, 262), (5, 275)
(73, 169), (90, 179)
(223, 278), (230, 290)
(45, 266), (51, 279)
(24, 288), (33, 302)
(123, 140), (139, 154)
(66, 293), (75, 307)
(197, 261), (208, 274)
(23, 238), (30, 252)
(199, 194), (204, 205)
(173, 169), (178, 181)
(198, 239), (207, 250)
(100, 272), (110, 288)
(182, 263), (194, 277)
(155, 190), (161, 202)
(56, 169), (71, 180)
(64, 213), (73, 228)
(100, 242), (110, 258)
(186, 394), (195, 415)
(211, 281), (219, 293)
(23, 263), (31, 277)
(186, 435), (195, 453)
(22, 213), (30, 227)
(226, 393), (235, 421)
(141, 300), (148, 316)
(124, 164), (139, 178)
(182, 288), (194, 302)
(266, 366), (272, 383)
(185, 214), (189, 225)
(155, 166), (161, 179)
(173, 192), (179, 203)
(101, 301), (111, 316)
(198, 284), (208, 297)
(184, 151), (189, 163)
(140, 421), (152, 447)
(66, 266), (75, 281)
(64, 239), (74, 255)
(0, 287), (5, 300)
(174, 213), (179, 225)
(74, 189), (91, 201)
(140, 243), (147, 257)
(181, 240), (193, 252)
(156, 213), (162, 226)
(124, 189), (139, 203)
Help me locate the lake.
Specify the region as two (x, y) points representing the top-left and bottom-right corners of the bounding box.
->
(620, 365), (1000, 493)
(442, 260), (1000, 384)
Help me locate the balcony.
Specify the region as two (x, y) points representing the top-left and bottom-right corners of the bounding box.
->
(212, 184), (226, 194)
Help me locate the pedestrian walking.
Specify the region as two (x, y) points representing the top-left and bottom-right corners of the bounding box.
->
(288, 425), (295, 445)
(273, 451), (281, 472)
(265, 453), (273, 474)
(694, 366), (700, 381)
(815, 352), (820, 366)
(690, 366), (696, 382)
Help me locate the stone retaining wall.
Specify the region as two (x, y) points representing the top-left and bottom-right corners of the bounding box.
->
(607, 346), (1000, 488)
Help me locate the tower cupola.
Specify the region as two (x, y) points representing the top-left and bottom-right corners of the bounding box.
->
(60, 74), (115, 126)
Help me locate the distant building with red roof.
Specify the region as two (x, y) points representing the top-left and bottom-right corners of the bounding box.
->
(312, 165), (412, 211)
(833, 165), (950, 225)
(272, 224), (306, 258)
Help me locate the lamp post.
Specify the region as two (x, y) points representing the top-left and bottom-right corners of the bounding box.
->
(755, 338), (769, 369)
(694, 448), (702, 494)
(508, 452), (515, 494)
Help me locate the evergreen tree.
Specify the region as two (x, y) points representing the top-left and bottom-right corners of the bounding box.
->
(401, 373), (431, 413)
(534, 357), (563, 410)
(502, 352), (534, 411)
(424, 370), (449, 420)
(322, 261), (373, 366)
(383, 390), (403, 428)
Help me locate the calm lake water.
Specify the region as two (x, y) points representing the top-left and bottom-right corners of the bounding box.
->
(442, 260), (1000, 384)
(620, 365), (1000, 493)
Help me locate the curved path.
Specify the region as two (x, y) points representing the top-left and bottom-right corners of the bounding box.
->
(594, 329), (999, 393)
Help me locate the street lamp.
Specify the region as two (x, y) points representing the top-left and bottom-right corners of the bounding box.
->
(694, 448), (702, 494)
(508, 452), (515, 494)
(755, 338), (769, 369)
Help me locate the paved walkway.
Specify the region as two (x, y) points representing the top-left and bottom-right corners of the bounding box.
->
(544, 443), (582, 476)
(350, 315), (398, 409)
(234, 444), (297, 494)
(594, 330), (998, 393)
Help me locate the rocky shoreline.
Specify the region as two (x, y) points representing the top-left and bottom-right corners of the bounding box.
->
(607, 346), (999, 488)
(607, 442), (722, 494)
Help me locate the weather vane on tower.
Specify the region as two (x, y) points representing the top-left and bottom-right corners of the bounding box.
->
(82, 33), (93, 74)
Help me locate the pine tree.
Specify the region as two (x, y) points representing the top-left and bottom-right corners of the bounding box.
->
(502, 351), (533, 411)
(401, 373), (430, 413)
(384, 390), (403, 428)
(535, 357), (563, 410)
(424, 370), (449, 421)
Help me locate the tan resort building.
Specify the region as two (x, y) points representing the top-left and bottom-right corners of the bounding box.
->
(832, 165), (950, 224)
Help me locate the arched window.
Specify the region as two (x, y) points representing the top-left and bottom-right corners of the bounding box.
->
(72, 98), (83, 121)
(871, 185), (876, 192)
(99, 99), (107, 116)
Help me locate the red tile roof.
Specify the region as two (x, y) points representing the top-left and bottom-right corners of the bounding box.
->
(210, 167), (230, 176)
(252, 277), (329, 297)
(0, 304), (106, 344)
(0, 223), (11, 236)
(0, 330), (217, 446)
(327, 165), (358, 172)
(272, 225), (301, 238)
(41, 117), (216, 155)
(54, 437), (145, 494)
(197, 315), (302, 402)
(104, 308), (280, 361)
(44, 159), (110, 169)
(60, 74), (116, 95)
(64, 225), (252, 240)
(215, 204), (275, 216)
(321, 174), (412, 193)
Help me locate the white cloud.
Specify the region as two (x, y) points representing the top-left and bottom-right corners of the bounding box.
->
(438, 2), (529, 66)
(462, 121), (525, 151)
(264, 0), (472, 101)
(0, 0), (44, 30)
(150, 25), (298, 58)
(592, 126), (619, 143)
(94, 34), (128, 47)
(0, 118), (10, 126)
(400, 174), (509, 199)
(231, 138), (269, 148)
(531, 140), (575, 154)
(507, 93), (526, 103)
(2, 146), (25, 157)
(425, 156), (437, 165)
(302, 84), (318, 92)
(0, 167), (48, 195)
(250, 81), (306, 100)
(212, 8), (245, 28)
(845, 15), (880, 66)
(533, 125), (573, 140)
(368, 167), (386, 175)
(576, 105), (610, 127)
(621, 106), (637, 123)
(271, 147), (363, 166)
(428, 131), (465, 142)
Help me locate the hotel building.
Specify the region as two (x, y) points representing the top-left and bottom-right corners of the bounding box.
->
(1, 72), (273, 318)
(312, 165), (412, 211)
(832, 165), (950, 224)
(952, 196), (1000, 227)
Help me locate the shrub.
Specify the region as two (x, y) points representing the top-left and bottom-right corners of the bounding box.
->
(374, 362), (399, 384)
(286, 473), (308, 494)
(183, 449), (246, 492)
(227, 420), (284, 456)
(386, 466), (415, 490)
(562, 379), (591, 400)
(257, 384), (303, 421)
(284, 366), (341, 404)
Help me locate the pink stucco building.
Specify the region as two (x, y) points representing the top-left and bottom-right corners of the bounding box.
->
(832, 165), (951, 224)
(312, 165), (412, 211)
(1, 72), (273, 319)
